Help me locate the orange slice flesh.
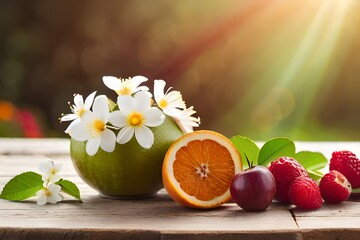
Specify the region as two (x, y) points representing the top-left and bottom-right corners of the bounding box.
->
(162, 130), (242, 209)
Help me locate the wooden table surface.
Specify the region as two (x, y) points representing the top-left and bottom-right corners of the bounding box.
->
(0, 138), (360, 240)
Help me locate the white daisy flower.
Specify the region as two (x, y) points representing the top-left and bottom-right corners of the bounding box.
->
(172, 106), (201, 133)
(39, 161), (62, 183)
(154, 80), (186, 116)
(69, 95), (116, 156)
(109, 91), (165, 149)
(36, 184), (63, 205)
(60, 91), (96, 133)
(103, 75), (149, 96)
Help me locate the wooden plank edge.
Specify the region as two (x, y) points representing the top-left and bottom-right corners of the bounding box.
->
(0, 227), (160, 240)
(301, 228), (360, 240)
(0, 227), (303, 240)
(161, 230), (302, 240)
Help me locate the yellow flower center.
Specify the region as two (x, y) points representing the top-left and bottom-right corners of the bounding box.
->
(117, 87), (132, 96)
(94, 120), (105, 131)
(116, 78), (133, 95)
(45, 190), (52, 197)
(128, 112), (144, 127)
(159, 99), (168, 109)
(50, 168), (56, 174)
(89, 119), (106, 137)
(77, 108), (85, 117)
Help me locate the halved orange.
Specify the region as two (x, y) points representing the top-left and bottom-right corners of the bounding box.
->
(162, 130), (242, 209)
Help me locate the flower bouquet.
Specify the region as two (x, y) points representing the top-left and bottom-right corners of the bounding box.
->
(60, 76), (200, 198)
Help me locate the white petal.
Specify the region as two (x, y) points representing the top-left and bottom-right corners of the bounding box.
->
(133, 91), (150, 112)
(163, 108), (180, 117)
(131, 75), (148, 88)
(64, 118), (80, 134)
(47, 184), (62, 204)
(100, 129), (116, 152)
(36, 190), (47, 206)
(41, 173), (50, 182)
(54, 163), (62, 172)
(117, 126), (134, 144)
(103, 76), (121, 90)
(49, 193), (62, 204)
(48, 193), (62, 204)
(135, 126), (154, 149)
(93, 95), (109, 121)
(175, 116), (200, 127)
(117, 95), (134, 115)
(86, 137), (101, 156)
(170, 106), (200, 134)
(166, 91), (185, 109)
(68, 122), (90, 141)
(84, 91), (97, 109)
(144, 108), (165, 127)
(166, 90), (182, 102)
(154, 80), (166, 103)
(60, 114), (78, 122)
(175, 119), (194, 133)
(170, 107), (200, 123)
(49, 174), (61, 183)
(39, 161), (52, 173)
(173, 115), (200, 134)
(109, 110), (127, 128)
(48, 184), (61, 193)
(80, 111), (94, 124)
(74, 94), (84, 109)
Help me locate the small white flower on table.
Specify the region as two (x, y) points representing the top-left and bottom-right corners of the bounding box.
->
(60, 91), (96, 133)
(109, 91), (165, 149)
(36, 184), (63, 206)
(39, 161), (62, 183)
(69, 95), (117, 156)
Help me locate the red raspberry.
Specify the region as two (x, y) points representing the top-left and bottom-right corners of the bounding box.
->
(289, 176), (322, 210)
(268, 157), (309, 202)
(319, 170), (351, 204)
(329, 151), (360, 188)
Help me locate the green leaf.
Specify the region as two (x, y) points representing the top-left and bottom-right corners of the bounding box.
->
(58, 179), (82, 201)
(295, 151), (328, 171)
(230, 135), (260, 168)
(258, 137), (296, 167)
(0, 172), (43, 201)
(307, 169), (324, 181)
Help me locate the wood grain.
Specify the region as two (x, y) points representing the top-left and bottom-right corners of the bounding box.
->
(292, 201), (360, 240)
(1, 139), (360, 240)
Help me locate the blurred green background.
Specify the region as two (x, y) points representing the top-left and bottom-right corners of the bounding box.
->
(1, 0), (360, 140)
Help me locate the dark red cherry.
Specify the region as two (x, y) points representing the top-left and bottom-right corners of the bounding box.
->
(230, 165), (276, 211)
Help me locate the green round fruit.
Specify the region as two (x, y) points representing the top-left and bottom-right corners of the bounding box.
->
(70, 116), (183, 199)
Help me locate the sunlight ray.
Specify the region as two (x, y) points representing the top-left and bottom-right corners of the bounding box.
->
(287, 0), (352, 130)
(219, 0), (353, 137)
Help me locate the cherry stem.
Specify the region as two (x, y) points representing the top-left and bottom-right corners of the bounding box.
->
(245, 153), (253, 168)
